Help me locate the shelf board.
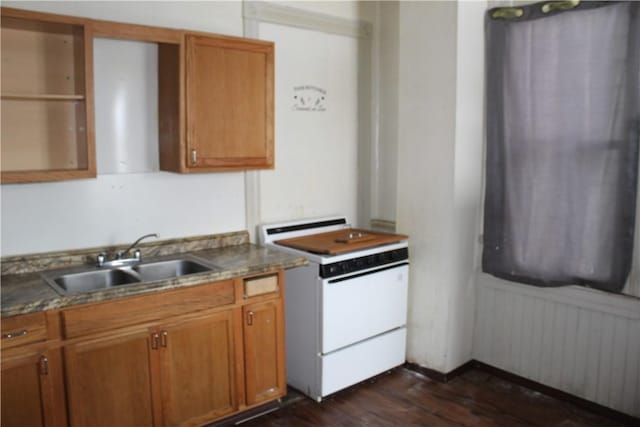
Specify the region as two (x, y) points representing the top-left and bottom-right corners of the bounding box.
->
(1, 93), (85, 101)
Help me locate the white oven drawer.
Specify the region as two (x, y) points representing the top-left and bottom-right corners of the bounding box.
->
(321, 327), (406, 398)
(322, 263), (408, 353)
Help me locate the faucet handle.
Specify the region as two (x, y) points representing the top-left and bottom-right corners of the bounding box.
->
(97, 253), (106, 267)
(134, 249), (142, 261)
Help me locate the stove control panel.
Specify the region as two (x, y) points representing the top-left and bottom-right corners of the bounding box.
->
(319, 248), (409, 278)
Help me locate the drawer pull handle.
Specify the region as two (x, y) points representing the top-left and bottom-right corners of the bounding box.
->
(247, 311), (254, 326)
(39, 356), (49, 376)
(2, 329), (28, 339)
(161, 331), (168, 348)
(151, 333), (160, 350)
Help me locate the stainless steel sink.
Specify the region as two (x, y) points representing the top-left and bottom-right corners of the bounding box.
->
(132, 259), (213, 282)
(46, 268), (140, 294)
(41, 254), (220, 295)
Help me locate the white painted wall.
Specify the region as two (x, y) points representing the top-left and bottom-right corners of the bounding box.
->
(94, 39), (159, 175)
(242, 1), (375, 231)
(1, 1), (370, 255)
(2, 1), (243, 36)
(257, 22), (360, 225)
(396, 0), (484, 372)
(1, 1), (246, 256)
(449, 0), (486, 372)
(1, 173), (245, 255)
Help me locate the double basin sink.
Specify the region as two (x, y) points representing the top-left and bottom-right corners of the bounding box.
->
(42, 254), (220, 295)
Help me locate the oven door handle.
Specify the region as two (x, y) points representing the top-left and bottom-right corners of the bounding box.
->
(327, 262), (409, 284)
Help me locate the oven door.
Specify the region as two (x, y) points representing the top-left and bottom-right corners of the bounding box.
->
(321, 262), (409, 354)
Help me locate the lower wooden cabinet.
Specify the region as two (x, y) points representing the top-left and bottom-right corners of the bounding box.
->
(243, 299), (286, 406)
(63, 312), (238, 427)
(1, 271), (286, 427)
(159, 310), (236, 427)
(64, 329), (156, 427)
(1, 347), (67, 427)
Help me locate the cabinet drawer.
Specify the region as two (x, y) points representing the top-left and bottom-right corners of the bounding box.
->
(1, 312), (47, 349)
(62, 280), (234, 339)
(244, 274), (279, 298)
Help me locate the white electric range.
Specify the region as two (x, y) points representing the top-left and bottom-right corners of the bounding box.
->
(259, 216), (409, 401)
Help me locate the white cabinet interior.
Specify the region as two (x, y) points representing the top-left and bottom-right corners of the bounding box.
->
(94, 38), (159, 174)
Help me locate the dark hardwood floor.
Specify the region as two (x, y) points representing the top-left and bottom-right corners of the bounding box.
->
(241, 368), (631, 427)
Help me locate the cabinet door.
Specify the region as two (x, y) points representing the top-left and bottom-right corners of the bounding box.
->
(185, 34), (274, 170)
(1, 348), (66, 427)
(159, 310), (236, 427)
(243, 299), (286, 406)
(64, 330), (157, 427)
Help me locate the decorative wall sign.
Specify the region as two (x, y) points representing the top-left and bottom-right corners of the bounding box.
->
(293, 85), (326, 111)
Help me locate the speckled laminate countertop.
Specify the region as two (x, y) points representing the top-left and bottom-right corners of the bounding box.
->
(1, 235), (307, 317)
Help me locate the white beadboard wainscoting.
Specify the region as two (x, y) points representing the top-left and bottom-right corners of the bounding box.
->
(473, 273), (640, 417)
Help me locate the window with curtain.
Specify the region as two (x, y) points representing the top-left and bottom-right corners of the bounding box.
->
(483, 1), (640, 294)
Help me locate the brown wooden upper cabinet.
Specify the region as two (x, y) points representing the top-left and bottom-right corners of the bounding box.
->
(0, 7), (96, 183)
(160, 34), (274, 172)
(1, 7), (274, 182)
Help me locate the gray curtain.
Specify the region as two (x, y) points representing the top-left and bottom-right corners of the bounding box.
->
(483, 1), (640, 293)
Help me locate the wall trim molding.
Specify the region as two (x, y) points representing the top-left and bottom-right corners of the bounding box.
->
(476, 272), (640, 320)
(243, 1), (372, 39)
(243, 15), (260, 243)
(369, 218), (397, 232)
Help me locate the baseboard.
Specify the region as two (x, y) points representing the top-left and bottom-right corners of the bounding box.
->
(206, 400), (280, 427)
(403, 360), (475, 383)
(405, 360), (639, 426)
(472, 361), (639, 427)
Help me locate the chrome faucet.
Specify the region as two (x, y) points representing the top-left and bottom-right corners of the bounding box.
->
(117, 233), (159, 259)
(97, 233), (159, 267)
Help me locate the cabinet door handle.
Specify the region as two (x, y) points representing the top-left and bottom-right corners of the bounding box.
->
(161, 331), (168, 348)
(151, 333), (160, 350)
(39, 356), (49, 376)
(247, 311), (254, 326)
(191, 150), (197, 164)
(2, 329), (28, 339)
